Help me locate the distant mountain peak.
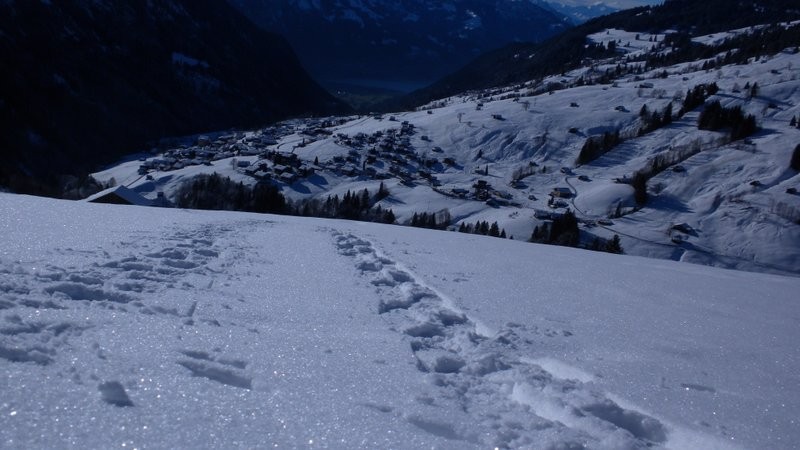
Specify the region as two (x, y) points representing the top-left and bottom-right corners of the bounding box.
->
(535, 0), (620, 24)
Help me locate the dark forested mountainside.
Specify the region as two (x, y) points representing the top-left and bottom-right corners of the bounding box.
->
(0, 0), (347, 196)
(227, 0), (570, 93)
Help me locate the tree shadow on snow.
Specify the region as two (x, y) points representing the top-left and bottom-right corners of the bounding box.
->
(648, 194), (692, 213)
(287, 182), (311, 194)
(307, 174), (329, 187)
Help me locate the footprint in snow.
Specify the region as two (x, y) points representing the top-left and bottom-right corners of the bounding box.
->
(176, 349), (253, 390)
(98, 381), (134, 407)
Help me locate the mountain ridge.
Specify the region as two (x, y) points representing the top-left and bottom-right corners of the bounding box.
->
(392, 0), (800, 110)
(227, 0), (570, 92)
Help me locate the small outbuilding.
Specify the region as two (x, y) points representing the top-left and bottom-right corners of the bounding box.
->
(85, 185), (153, 207)
(551, 187), (572, 198)
(671, 223), (694, 234)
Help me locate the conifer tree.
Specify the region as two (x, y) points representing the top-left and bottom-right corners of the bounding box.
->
(605, 235), (623, 254)
(360, 189), (370, 209)
(750, 82), (759, 98)
(427, 213), (437, 229)
(376, 182), (390, 201)
(791, 144), (800, 171)
(480, 221), (489, 235)
(530, 226), (539, 242)
(383, 209), (396, 224)
(548, 210), (579, 247)
(489, 222), (500, 237)
(632, 172), (648, 205)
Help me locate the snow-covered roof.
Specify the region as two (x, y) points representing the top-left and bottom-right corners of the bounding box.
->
(84, 185), (153, 206)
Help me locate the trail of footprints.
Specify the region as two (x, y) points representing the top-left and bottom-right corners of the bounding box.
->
(0, 224), (255, 405)
(333, 232), (669, 448)
(1, 225), (230, 315)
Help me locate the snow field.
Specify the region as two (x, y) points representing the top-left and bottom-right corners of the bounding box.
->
(1, 193), (799, 448)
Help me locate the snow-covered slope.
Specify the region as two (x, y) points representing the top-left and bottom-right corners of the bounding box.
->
(94, 37), (800, 276)
(1, 192), (798, 449)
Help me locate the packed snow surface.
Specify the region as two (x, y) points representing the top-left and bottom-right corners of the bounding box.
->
(1, 193), (798, 449)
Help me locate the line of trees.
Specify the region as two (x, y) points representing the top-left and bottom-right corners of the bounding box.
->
(511, 162), (538, 183)
(678, 82), (719, 116)
(176, 174), (396, 224)
(697, 101), (757, 141)
(293, 187), (396, 224)
(529, 209), (623, 254)
(174, 174), (631, 256)
(771, 199), (800, 225)
(589, 234), (623, 254)
(576, 130), (622, 165)
(175, 173), (287, 213)
(576, 82), (722, 168)
(530, 209), (580, 247)
(457, 220), (507, 238)
(638, 102), (673, 135)
(409, 209), (451, 230)
(620, 82), (753, 209)
(639, 24), (800, 76)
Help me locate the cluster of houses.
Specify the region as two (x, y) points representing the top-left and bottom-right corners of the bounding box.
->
(436, 179), (516, 207)
(131, 115), (553, 211)
(324, 120), (448, 186)
(239, 151), (315, 185)
(137, 125), (293, 175)
(134, 116), (459, 191)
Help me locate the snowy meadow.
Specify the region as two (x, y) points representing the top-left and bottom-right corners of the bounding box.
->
(1, 193), (798, 449)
